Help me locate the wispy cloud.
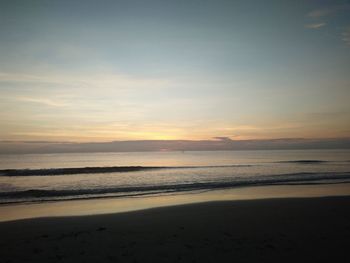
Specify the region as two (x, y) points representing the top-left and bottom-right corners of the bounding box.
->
(304, 22), (326, 29)
(304, 7), (330, 30)
(342, 27), (350, 46)
(306, 4), (350, 18)
(305, 4), (350, 45)
(307, 8), (333, 18)
(16, 97), (69, 107)
(0, 71), (168, 91)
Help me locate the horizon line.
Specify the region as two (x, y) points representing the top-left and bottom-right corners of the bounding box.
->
(1, 137), (350, 144)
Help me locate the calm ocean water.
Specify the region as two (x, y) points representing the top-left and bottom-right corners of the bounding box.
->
(0, 149), (350, 204)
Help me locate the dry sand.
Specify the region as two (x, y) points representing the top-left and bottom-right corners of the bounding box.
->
(1, 196), (350, 263)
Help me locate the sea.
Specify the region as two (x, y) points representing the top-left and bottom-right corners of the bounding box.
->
(0, 149), (350, 204)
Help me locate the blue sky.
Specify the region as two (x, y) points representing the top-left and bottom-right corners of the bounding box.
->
(0, 0), (349, 142)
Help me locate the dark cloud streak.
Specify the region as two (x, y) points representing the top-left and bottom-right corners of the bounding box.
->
(1, 138), (349, 154)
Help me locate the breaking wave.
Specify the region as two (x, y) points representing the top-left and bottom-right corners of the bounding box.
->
(1, 171), (350, 204)
(0, 165), (253, 177)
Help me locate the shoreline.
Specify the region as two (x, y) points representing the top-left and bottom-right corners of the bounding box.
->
(1, 182), (350, 222)
(0, 195), (349, 262)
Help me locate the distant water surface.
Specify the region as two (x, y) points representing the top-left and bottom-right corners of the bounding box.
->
(0, 149), (349, 204)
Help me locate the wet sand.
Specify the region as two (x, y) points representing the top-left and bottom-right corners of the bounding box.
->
(2, 183), (350, 222)
(1, 196), (350, 263)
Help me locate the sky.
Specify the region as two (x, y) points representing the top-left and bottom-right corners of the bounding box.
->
(0, 0), (350, 143)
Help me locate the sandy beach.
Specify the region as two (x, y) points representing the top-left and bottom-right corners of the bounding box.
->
(1, 193), (350, 262)
(2, 0), (350, 262)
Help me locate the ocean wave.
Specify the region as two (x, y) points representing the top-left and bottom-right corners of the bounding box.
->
(0, 165), (253, 177)
(1, 171), (350, 202)
(276, 160), (329, 164)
